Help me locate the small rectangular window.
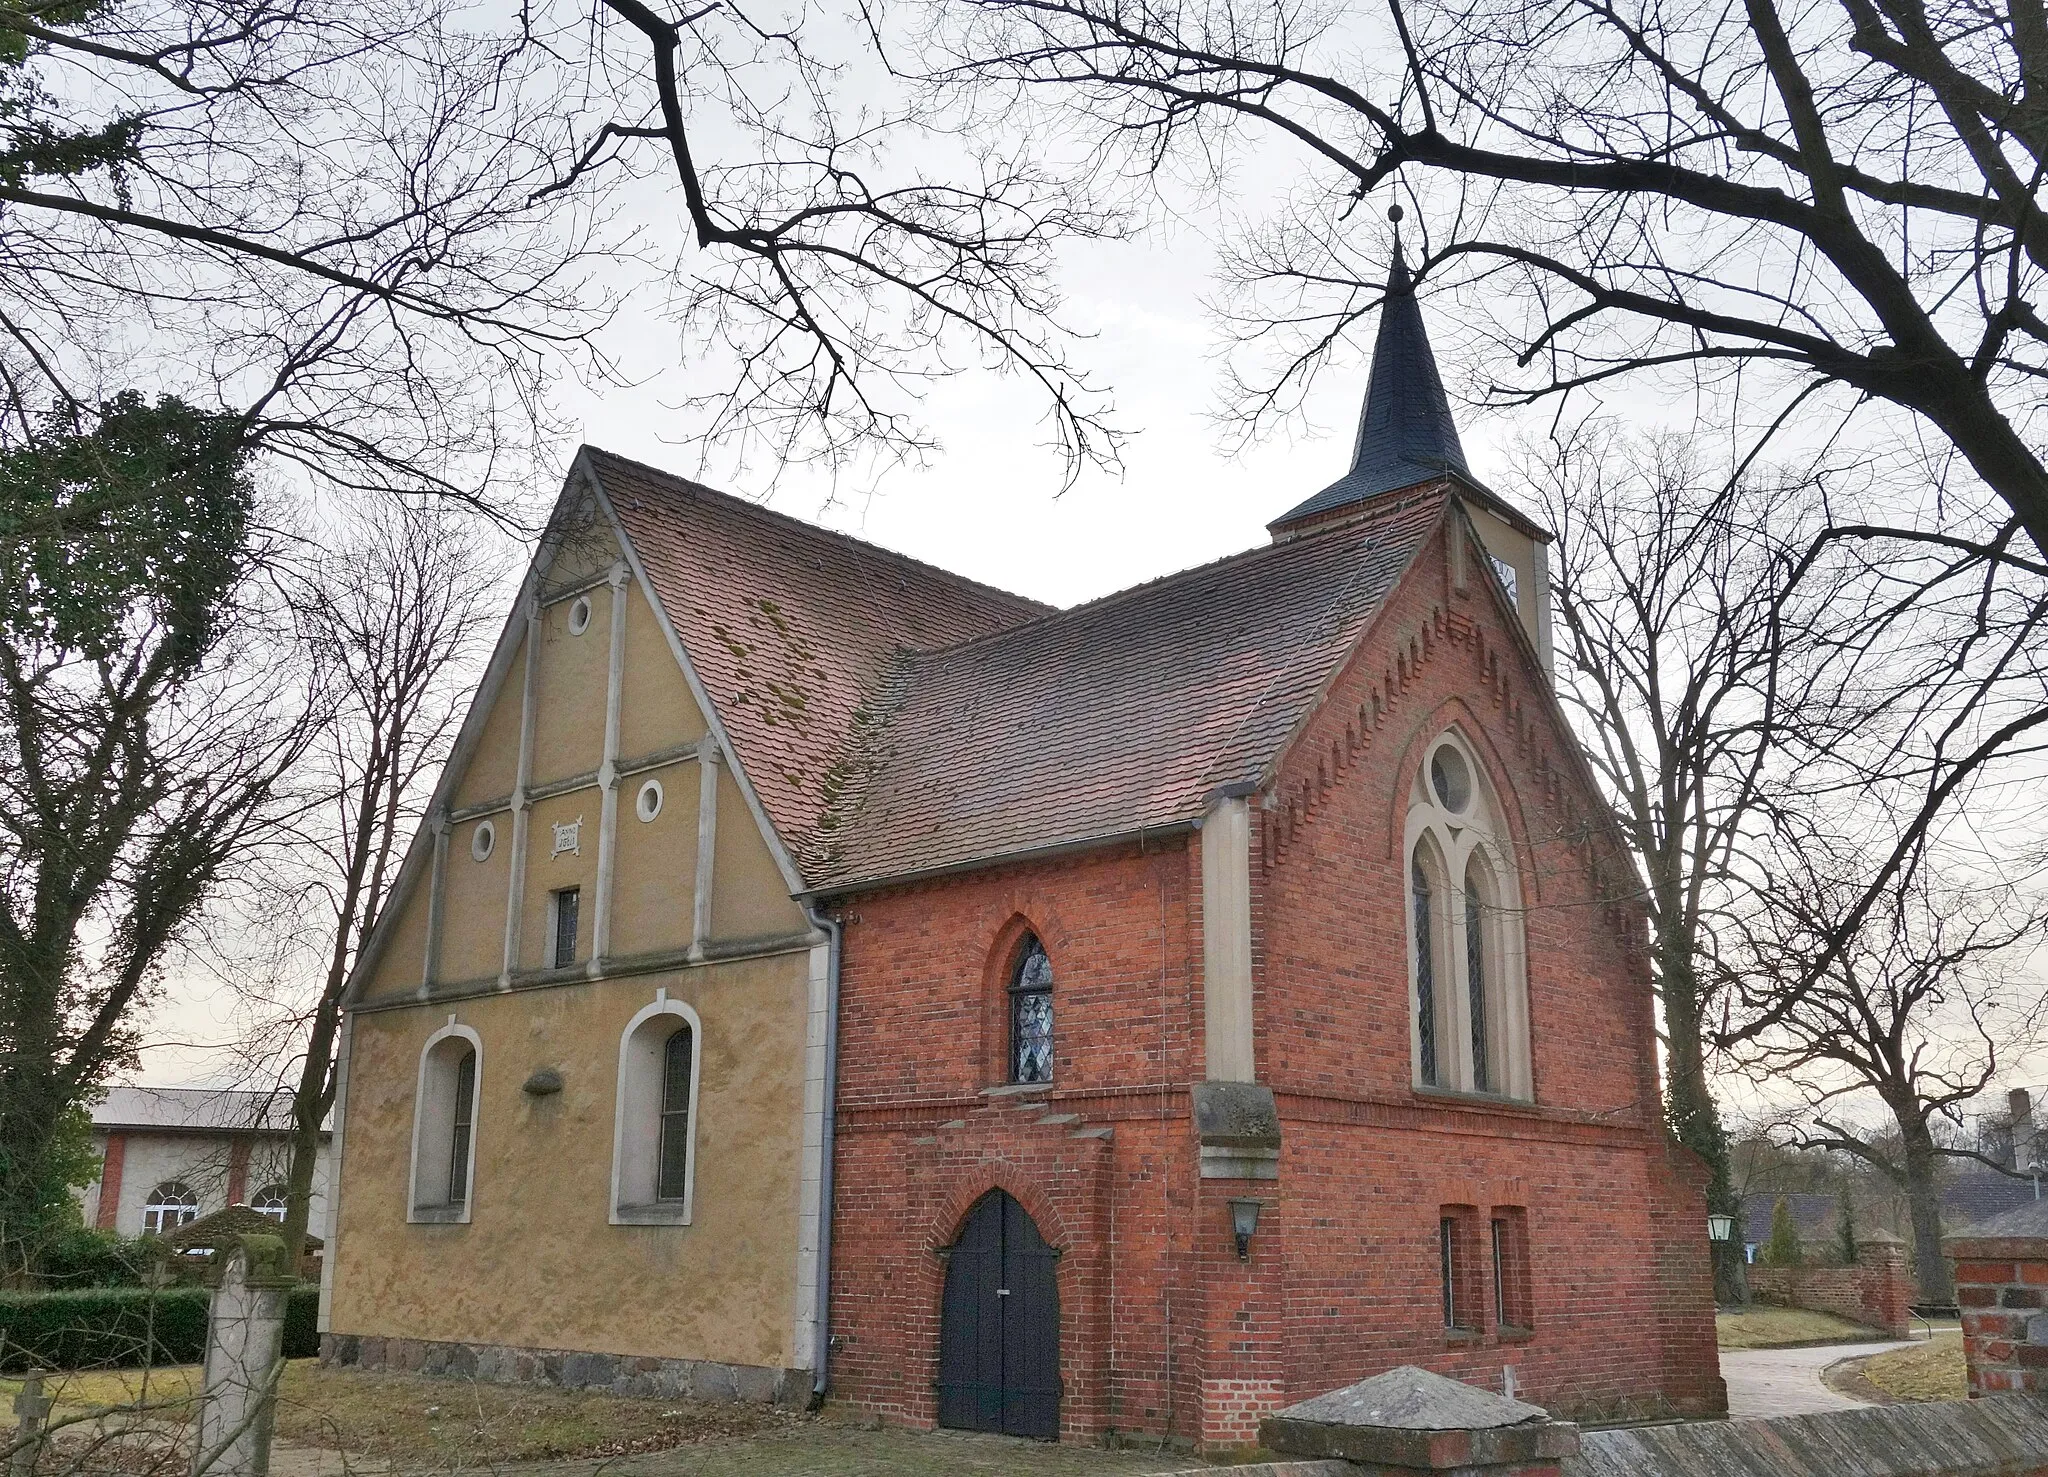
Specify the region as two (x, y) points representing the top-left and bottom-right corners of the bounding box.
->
(1493, 1207), (1534, 1330)
(1441, 1205), (1481, 1332)
(1441, 1216), (1458, 1328)
(553, 887), (580, 968)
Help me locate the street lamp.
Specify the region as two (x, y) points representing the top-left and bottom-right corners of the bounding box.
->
(1707, 1213), (1736, 1243)
(1228, 1198), (1263, 1261)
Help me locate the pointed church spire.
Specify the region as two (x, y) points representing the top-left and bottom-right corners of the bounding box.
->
(1270, 213), (1474, 534)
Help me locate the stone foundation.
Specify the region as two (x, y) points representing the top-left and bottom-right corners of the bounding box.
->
(320, 1333), (810, 1407)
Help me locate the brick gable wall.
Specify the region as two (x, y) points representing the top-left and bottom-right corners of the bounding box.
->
(823, 517), (1722, 1449)
(1254, 522), (1720, 1422)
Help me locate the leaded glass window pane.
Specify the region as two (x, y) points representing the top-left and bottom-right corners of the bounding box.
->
(1413, 857), (1438, 1086)
(553, 888), (580, 969)
(657, 1025), (693, 1201)
(1466, 880), (1489, 1094)
(1010, 935), (1054, 1084)
(449, 1050), (476, 1205)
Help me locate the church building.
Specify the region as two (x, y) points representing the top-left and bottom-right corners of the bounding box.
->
(320, 250), (1726, 1452)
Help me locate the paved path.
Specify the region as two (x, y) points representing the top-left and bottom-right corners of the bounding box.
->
(1719, 1339), (1917, 1420)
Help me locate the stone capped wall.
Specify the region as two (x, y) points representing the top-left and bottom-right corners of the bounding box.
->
(1748, 1235), (1913, 1338)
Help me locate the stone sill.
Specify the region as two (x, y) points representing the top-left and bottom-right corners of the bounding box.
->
(1444, 1327), (1483, 1346)
(612, 1203), (692, 1226)
(1412, 1085), (1539, 1111)
(408, 1204), (469, 1225)
(1498, 1324), (1536, 1343)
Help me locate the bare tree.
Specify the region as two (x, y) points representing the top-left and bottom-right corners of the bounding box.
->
(4, 0), (1127, 508)
(905, 0), (2048, 553)
(1726, 849), (2048, 1301)
(1521, 424), (1844, 1298)
(251, 509), (493, 1254)
(0, 395), (316, 1273)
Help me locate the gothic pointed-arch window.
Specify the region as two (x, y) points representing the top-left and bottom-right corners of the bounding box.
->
(1411, 851), (1442, 1087)
(1009, 934), (1055, 1084)
(1404, 733), (1532, 1099)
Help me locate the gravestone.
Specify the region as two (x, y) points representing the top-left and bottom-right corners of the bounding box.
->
(192, 1234), (296, 1477)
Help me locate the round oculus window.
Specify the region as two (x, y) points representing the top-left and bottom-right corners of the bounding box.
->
(471, 819), (496, 861)
(1429, 745), (1473, 813)
(567, 595), (593, 636)
(635, 778), (664, 822)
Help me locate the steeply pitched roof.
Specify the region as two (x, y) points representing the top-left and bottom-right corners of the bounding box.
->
(586, 449), (1051, 879)
(808, 491), (1447, 890)
(1272, 245), (1473, 532)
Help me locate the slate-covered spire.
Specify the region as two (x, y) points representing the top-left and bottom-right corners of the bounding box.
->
(1270, 227), (1473, 533)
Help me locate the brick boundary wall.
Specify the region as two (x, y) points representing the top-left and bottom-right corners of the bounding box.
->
(319, 1333), (809, 1407)
(1747, 1233), (1912, 1339)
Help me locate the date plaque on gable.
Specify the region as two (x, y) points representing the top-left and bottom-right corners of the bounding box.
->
(551, 818), (583, 857)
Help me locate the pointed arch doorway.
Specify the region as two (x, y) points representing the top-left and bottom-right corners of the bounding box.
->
(936, 1189), (1061, 1439)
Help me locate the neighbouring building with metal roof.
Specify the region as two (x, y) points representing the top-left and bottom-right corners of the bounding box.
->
(81, 1086), (331, 1241)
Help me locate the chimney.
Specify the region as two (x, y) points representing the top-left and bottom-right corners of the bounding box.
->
(2012, 1088), (2035, 1171)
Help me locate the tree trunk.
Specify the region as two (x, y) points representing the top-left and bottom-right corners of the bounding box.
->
(278, 992), (341, 1261)
(1895, 1108), (1954, 1304)
(1655, 926), (1748, 1303)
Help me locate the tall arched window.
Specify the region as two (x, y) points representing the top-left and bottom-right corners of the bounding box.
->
(1009, 935), (1054, 1084)
(142, 1181), (200, 1236)
(409, 1020), (482, 1223)
(1404, 733), (1532, 1099)
(1465, 872), (1489, 1094)
(657, 1024), (694, 1202)
(251, 1184), (290, 1223)
(611, 990), (702, 1224)
(1411, 854), (1440, 1087)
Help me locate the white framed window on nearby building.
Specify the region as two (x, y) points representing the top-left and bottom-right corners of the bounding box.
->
(409, 1019), (482, 1224)
(251, 1183), (289, 1222)
(142, 1181), (200, 1236)
(610, 990), (702, 1225)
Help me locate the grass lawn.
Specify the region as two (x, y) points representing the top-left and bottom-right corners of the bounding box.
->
(1, 1361), (801, 1463)
(1858, 1333), (1967, 1402)
(1, 1363), (1193, 1476)
(1715, 1307), (1889, 1349)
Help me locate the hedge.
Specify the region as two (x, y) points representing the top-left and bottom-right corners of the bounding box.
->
(0, 1285), (319, 1372)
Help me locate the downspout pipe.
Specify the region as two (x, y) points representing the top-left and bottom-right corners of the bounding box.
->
(805, 903), (843, 1406)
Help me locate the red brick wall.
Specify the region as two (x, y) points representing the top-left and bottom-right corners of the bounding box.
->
(1749, 1244), (1912, 1339)
(824, 515), (1724, 1447)
(1948, 1233), (2048, 1397)
(95, 1134), (125, 1231)
(1251, 521), (1721, 1421)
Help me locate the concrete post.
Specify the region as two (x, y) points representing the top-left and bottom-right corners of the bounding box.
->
(1257, 1366), (1580, 1477)
(192, 1234), (296, 1477)
(10, 1371), (51, 1477)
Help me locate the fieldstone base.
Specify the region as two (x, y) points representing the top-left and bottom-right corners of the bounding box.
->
(320, 1333), (809, 1407)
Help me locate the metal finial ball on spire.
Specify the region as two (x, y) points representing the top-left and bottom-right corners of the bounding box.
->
(1388, 204), (1404, 224)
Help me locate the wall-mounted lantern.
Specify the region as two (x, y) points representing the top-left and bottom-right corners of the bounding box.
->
(1228, 1198), (1263, 1262)
(1707, 1213), (1736, 1243)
